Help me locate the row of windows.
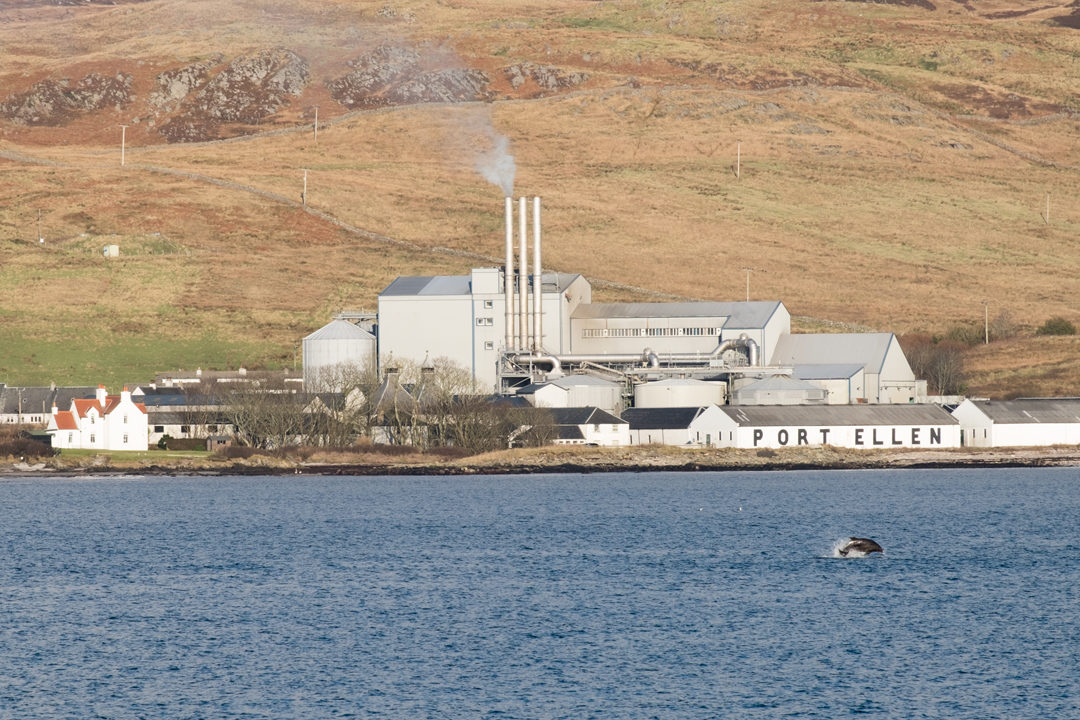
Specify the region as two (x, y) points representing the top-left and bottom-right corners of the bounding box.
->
(581, 327), (721, 339)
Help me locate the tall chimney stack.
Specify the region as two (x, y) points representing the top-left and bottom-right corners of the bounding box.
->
(504, 197), (515, 350)
(532, 197), (542, 351)
(518, 196), (529, 350)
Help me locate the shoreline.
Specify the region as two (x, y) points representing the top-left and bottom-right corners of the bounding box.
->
(5, 445), (1080, 477)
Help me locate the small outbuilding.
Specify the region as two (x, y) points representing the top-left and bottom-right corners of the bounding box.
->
(951, 398), (1080, 447)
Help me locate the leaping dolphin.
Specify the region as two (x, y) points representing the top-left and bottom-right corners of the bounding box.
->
(839, 537), (883, 556)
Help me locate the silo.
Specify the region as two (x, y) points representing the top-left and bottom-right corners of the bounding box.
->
(633, 378), (727, 408)
(303, 320), (376, 389)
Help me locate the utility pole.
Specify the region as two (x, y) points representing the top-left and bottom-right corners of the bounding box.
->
(743, 266), (760, 302)
(1044, 191), (1050, 225)
(302, 169), (307, 206)
(37, 208), (42, 244)
(736, 141), (741, 179)
(119, 124), (127, 166)
(313, 106), (318, 144)
(983, 300), (989, 344)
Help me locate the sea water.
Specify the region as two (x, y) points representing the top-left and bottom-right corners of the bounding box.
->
(1, 468), (1077, 718)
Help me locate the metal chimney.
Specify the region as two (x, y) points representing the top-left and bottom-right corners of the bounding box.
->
(532, 196), (542, 351)
(518, 196), (528, 350)
(504, 196), (515, 350)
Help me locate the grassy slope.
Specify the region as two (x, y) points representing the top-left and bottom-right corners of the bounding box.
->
(1, 0), (1079, 396)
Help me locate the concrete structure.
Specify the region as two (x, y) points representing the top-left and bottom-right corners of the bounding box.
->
(623, 405), (732, 447)
(633, 377), (727, 408)
(302, 319), (376, 389)
(952, 398), (1080, 447)
(47, 385), (148, 451)
(378, 269), (591, 390)
(791, 364), (866, 405)
(718, 405), (959, 449)
(769, 333), (923, 404)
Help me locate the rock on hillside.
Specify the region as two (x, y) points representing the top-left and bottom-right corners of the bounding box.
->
(504, 62), (589, 96)
(158, 48), (309, 143)
(326, 45), (491, 109)
(0, 72), (132, 126)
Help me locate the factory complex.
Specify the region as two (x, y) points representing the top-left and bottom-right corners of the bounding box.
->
(299, 198), (1080, 451)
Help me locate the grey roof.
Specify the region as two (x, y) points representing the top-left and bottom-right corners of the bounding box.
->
(549, 407), (626, 426)
(380, 271), (582, 298)
(572, 301), (783, 329)
(770, 333), (896, 373)
(304, 319), (375, 342)
(0, 386), (97, 415)
(552, 375), (620, 389)
(720, 404), (957, 427)
(792, 363), (865, 380)
(965, 399), (1080, 424)
(621, 406), (705, 430)
(556, 426), (586, 441)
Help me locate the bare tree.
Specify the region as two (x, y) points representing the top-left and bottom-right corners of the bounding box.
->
(900, 333), (968, 395)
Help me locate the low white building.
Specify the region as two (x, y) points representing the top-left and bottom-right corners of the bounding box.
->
(47, 386), (149, 451)
(951, 398), (1080, 447)
(548, 407), (629, 446)
(717, 405), (959, 449)
(517, 375), (624, 414)
(622, 405), (733, 447)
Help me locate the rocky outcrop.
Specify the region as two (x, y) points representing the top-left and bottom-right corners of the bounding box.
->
(326, 45), (490, 109)
(148, 54), (224, 113)
(0, 72), (132, 126)
(159, 48), (309, 142)
(504, 62), (589, 94)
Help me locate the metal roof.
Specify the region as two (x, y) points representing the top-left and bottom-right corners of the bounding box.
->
(736, 376), (823, 392)
(720, 404), (957, 427)
(621, 406), (705, 429)
(549, 407), (625, 425)
(380, 271), (583, 298)
(792, 363), (864, 380)
(304, 319), (375, 342)
(965, 398), (1080, 424)
(770, 333), (895, 373)
(572, 300), (783, 328)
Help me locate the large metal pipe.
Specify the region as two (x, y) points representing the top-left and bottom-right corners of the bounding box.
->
(532, 197), (542, 351)
(504, 196), (514, 350)
(512, 336), (757, 371)
(518, 197), (528, 350)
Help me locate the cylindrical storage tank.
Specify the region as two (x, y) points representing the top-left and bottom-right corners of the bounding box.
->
(633, 378), (726, 408)
(303, 320), (376, 389)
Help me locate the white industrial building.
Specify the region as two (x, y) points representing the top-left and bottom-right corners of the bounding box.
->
(623, 406), (732, 447)
(718, 405), (960, 449)
(951, 398), (1080, 447)
(302, 319), (376, 389)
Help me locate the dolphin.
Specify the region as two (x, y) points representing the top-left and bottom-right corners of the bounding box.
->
(838, 537), (883, 557)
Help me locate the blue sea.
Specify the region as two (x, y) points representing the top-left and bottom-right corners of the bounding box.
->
(1, 468), (1077, 719)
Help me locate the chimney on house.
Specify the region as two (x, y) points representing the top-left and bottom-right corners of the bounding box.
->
(121, 386), (131, 403)
(51, 403), (58, 416)
(96, 385), (107, 405)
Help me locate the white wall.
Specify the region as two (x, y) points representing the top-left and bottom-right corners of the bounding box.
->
(736, 423), (960, 449)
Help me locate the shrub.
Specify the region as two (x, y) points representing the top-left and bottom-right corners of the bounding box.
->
(944, 323), (984, 346)
(1035, 316), (1076, 336)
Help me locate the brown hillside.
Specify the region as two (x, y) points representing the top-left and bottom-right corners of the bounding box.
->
(1, 0), (1079, 394)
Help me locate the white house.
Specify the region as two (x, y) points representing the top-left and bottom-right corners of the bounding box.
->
(951, 398), (1080, 448)
(547, 407), (629, 446)
(622, 405), (734, 447)
(47, 385), (149, 451)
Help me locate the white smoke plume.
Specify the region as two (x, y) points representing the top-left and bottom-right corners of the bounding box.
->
(476, 127), (516, 197)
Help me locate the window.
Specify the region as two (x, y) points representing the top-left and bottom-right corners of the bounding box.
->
(180, 425), (190, 434)
(476, 317), (494, 326)
(483, 300), (494, 309)
(484, 341), (494, 350)
(123, 433), (129, 444)
(89, 433), (95, 443)
(68, 432), (73, 443)
(123, 414), (128, 424)
(154, 425), (164, 433)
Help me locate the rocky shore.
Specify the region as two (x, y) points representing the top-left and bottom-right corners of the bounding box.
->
(5, 445), (1080, 477)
